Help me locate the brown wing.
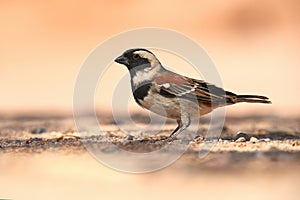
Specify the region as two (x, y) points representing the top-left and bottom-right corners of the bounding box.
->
(154, 72), (237, 105)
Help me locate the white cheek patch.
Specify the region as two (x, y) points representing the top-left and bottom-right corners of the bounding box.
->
(132, 68), (158, 86)
(132, 70), (149, 85)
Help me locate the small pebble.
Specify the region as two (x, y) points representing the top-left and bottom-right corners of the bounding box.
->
(124, 134), (134, 141)
(31, 127), (46, 134)
(261, 138), (271, 142)
(122, 135), (134, 145)
(194, 135), (205, 143)
(235, 137), (246, 142)
(250, 136), (259, 143)
(235, 131), (251, 141)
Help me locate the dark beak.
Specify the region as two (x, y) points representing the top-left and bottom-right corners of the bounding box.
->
(115, 55), (129, 66)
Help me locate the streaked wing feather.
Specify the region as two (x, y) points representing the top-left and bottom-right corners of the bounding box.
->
(154, 72), (235, 104)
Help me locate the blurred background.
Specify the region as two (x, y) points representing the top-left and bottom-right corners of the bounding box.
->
(1, 1), (300, 200)
(1, 0), (300, 116)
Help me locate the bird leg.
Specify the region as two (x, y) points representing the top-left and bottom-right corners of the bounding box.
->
(168, 120), (182, 138)
(166, 114), (191, 141)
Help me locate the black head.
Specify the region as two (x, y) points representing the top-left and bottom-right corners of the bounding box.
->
(114, 48), (159, 70)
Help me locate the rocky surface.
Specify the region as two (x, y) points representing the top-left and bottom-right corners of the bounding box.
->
(0, 114), (299, 170)
(0, 113), (300, 200)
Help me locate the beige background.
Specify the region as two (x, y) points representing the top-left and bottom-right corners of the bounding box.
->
(0, 2), (299, 200)
(0, 0), (299, 115)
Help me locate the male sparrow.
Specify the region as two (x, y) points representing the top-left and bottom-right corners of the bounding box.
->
(115, 48), (271, 141)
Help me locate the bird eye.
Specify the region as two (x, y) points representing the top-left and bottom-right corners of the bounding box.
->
(133, 54), (139, 60)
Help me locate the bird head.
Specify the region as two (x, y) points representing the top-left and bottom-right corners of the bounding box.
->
(115, 48), (161, 71)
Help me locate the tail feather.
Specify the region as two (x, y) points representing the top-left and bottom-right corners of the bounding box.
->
(236, 95), (271, 104)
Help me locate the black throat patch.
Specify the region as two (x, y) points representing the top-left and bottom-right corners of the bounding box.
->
(132, 82), (152, 105)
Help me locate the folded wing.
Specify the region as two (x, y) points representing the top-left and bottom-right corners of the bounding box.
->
(154, 71), (236, 106)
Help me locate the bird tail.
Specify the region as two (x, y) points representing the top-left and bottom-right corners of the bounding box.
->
(236, 95), (271, 104)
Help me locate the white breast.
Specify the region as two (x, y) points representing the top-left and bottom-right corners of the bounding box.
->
(132, 65), (161, 87)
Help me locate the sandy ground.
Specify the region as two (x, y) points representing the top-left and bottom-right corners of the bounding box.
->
(0, 114), (299, 200)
